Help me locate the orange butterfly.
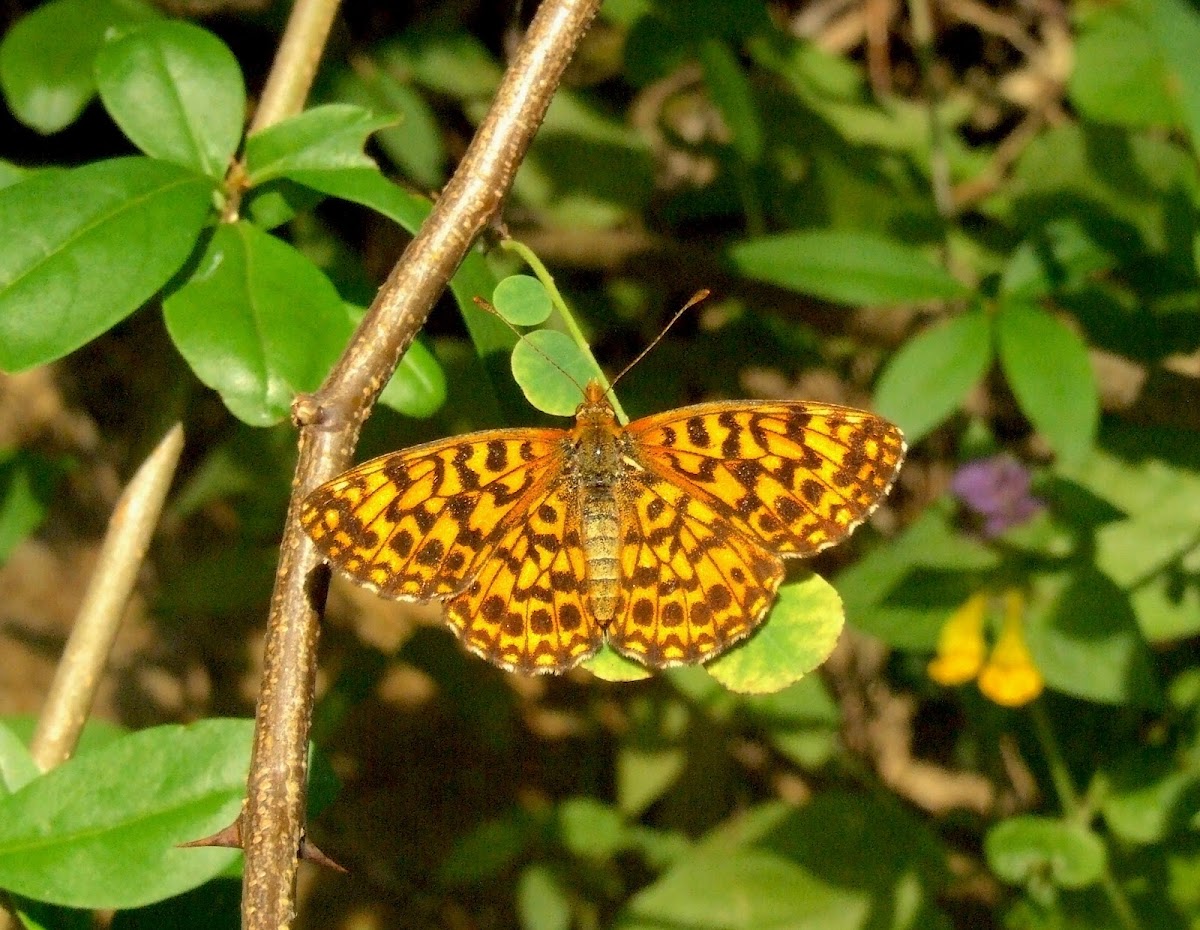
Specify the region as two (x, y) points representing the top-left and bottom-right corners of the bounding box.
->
(300, 378), (904, 674)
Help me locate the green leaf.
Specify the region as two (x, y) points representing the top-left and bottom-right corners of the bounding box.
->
(985, 816), (1107, 890)
(838, 498), (999, 650)
(697, 37), (763, 164)
(1064, 424), (1200, 592)
(617, 744), (686, 816)
(0, 157), (214, 372)
(727, 231), (969, 306)
(705, 574), (843, 694)
(510, 330), (600, 417)
(0, 0), (157, 134)
(585, 644), (653, 682)
(517, 865), (572, 930)
(328, 66), (446, 188)
(283, 167), (516, 422)
(493, 275), (552, 326)
(996, 301), (1099, 467)
(1149, 0), (1200, 155)
(1101, 747), (1200, 845)
(873, 310), (993, 445)
(0, 721), (38, 796)
(377, 335), (447, 419)
(999, 219), (1116, 301)
(614, 848), (869, 930)
(243, 105), (395, 186)
(1028, 568), (1161, 708)
(439, 810), (534, 884)
(94, 21), (245, 177)
(0, 720), (252, 908)
(1070, 6), (1175, 128)
(557, 798), (628, 859)
(0, 450), (67, 564)
(2, 717), (127, 760)
(162, 221), (352, 425)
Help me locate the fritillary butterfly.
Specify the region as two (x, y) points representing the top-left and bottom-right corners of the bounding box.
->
(300, 379), (905, 674)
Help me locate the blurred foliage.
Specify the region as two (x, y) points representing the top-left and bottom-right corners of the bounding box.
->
(2, 0), (1200, 928)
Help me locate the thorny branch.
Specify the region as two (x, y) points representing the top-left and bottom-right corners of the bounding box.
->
(240, 2), (603, 927)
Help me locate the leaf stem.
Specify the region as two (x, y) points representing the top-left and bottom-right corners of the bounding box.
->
(1030, 703), (1143, 930)
(501, 237), (628, 423)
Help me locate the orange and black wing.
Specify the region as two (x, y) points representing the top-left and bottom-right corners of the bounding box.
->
(606, 468), (784, 668)
(299, 429), (566, 601)
(626, 402), (905, 558)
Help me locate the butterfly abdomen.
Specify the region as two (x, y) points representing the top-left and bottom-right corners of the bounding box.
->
(571, 395), (626, 626)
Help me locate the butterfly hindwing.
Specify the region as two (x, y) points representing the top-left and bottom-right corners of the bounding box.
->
(607, 468), (784, 667)
(446, 477), (600, 673)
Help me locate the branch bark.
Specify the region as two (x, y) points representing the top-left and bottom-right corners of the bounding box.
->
(241, 2), (602, 927)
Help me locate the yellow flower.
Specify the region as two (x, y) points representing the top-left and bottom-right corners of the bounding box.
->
(978, 589), (1044, 707)
(927, 591), (987, 686)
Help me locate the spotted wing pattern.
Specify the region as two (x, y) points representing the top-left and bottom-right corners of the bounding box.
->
(627, 402), (906, 558)
(300, 430), (566, 601)
(301, 391), (905, 676)
(607, 470), (784, 666)
(445, 478), (600, 673)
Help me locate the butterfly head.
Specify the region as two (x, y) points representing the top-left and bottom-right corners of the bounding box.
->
(576, 379), (617, 425)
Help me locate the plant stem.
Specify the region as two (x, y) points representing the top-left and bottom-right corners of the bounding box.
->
(500, 238), (628, 423)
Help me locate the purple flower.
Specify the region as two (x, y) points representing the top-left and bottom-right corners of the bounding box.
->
(951, 456), (1044, 538)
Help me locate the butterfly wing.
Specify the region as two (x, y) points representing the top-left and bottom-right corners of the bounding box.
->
(300, 429), (566, 601)
(446, 477), (599, 674)
(607, 468), (784, 667)
(626, 402), (905, 558)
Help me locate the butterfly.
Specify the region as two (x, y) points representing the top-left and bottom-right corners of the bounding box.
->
(300, 379), (905, 675)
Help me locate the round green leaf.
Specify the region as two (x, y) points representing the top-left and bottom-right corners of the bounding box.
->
(705, 573), (844, 694)
(163, 221), (352, 425)
(873, 310), (993, 445)
(727, 231), (969, 306)
(493, 274), (553, 326)
(0, 720), (253, 908)
(510, 329), (599, 417)
(0, 157), (214, 372)
(586, 643), (653, 681)
(95, 21), (245, 177)
(996, 301), (1099, 467)
(378, 336), (447, 419)
(0, 0), (157, 134)
(985, 816), (1107, 890)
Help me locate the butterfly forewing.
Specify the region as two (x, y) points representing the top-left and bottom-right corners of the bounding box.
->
(626, 402), (906, 558)
(299, 429), (566, 600)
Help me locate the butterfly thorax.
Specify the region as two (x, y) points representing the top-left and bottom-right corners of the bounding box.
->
(568, 381), (632, 625)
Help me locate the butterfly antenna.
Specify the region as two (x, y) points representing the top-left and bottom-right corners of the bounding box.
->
(609, 289), (711, 390)
(471, 296), (589, 396)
